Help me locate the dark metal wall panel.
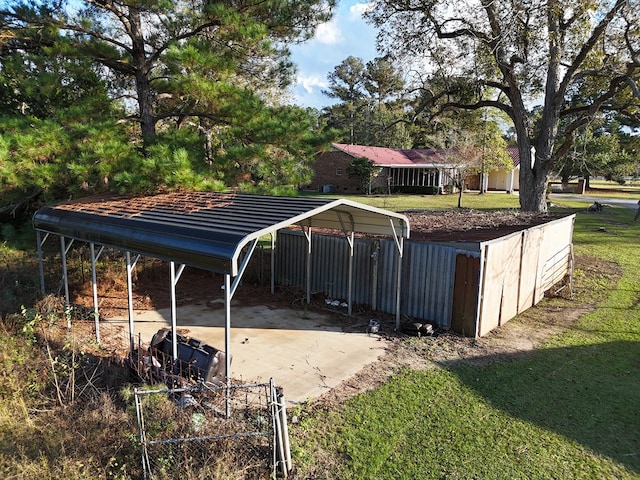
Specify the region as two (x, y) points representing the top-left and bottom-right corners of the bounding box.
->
(401, 242), (457, 327)
(275, 231), (463, 328)
(274, 231), (306, 287)
(372, 239), (399, 315)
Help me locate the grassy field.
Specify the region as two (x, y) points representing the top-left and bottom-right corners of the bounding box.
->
(1, 191), (639, 479)
(290, 196), (640, 479)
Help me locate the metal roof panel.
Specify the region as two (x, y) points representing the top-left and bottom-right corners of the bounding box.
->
(33, 192), (409, 275)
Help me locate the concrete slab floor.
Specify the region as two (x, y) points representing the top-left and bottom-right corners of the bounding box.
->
(107, 300), (387, 404)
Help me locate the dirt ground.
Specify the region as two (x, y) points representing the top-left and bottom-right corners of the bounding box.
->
(68, 209), (609, 406)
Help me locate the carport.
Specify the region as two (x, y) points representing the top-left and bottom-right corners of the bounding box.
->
(33, 192), (410, 397)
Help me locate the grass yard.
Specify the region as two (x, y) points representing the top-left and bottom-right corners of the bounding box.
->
(303, 189), (523, 211)
(291, 197), (640, 479)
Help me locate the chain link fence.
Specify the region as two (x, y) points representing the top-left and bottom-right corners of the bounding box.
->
(134, 380), (288, 479)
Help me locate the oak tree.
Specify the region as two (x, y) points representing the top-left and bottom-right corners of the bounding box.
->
(367, 0), (640, 211)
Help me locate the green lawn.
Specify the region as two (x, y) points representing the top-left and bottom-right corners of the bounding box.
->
(291, 200), (640, 479)
(302, 190), (523, 211)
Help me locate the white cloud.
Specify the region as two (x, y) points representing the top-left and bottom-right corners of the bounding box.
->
(288, 1), (380, 108)
(296, 74), (328, 94)
(349, 2), (374, 18)
(314, 19), (343, 44)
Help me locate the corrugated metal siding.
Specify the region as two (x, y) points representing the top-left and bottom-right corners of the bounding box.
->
(275, 230), (461, 328)
(274, 231), (306, 287)
(402, 242), (458, 326)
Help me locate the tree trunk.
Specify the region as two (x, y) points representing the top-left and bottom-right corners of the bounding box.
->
(136, 73), (156, 146)
(518, 143), (550, 212)
(129, 7), (156, 147)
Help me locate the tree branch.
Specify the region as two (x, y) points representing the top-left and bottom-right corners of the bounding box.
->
(558, 0), (628, 97)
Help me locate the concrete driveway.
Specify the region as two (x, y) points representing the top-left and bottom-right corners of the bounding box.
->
(107, 300), (387, 404)
(549, 193), (640, 210)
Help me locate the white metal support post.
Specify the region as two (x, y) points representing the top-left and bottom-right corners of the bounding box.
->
(169, 261), (186, 363)
(347, 231), (354, 316)
(89, 243), (105, 345)
(222, 238), (259, 417)
(389, 219), (404, 330)
(126, 252), (140, 354)
(335, 210), (356, 316)
(270, 232), (276, 294)
(36, 230), (49, 295)
(60, 236), (75, 328)
(60, 236), (70, 306)
(224, 273), (232, 418)
(301, 225), (312, 304)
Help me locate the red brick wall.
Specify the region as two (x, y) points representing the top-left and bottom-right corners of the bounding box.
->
(308, 151), (361, 193)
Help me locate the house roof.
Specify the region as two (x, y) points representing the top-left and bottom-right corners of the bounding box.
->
(506, 147), (520, 168)
(332, 143), (456, 168)
(332, 143), (521, 170)
(33, 192), (410, 276)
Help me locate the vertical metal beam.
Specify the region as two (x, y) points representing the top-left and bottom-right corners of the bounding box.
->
(371, 241), (379, 311)
(224, 273), (232, 418)
(395, 236), (404, 330)
(302, 226), (312, 304)
(170, 262), (179, 363)
(89, 243), (101, 345)
(60, 236), (70, 307)
(387, 218), (406, 330)
(347, 231), (354, 316)
(169, 261), (186, 364)
(126, 252), (140, 354)
(59, 236), (72, 328)
(270, 232), (276, 295)
(36, 230), (48, 295)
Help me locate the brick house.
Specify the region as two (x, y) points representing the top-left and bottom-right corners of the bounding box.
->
(309, 143), (458, 194)
(308, 143), (520, 194)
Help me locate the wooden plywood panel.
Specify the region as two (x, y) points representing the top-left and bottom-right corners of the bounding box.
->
(497, 233), (524, 326)
(451, 254), (480, 337)
(536, 219), (574, 300)
(479, 234), (521, 336)
(519, 228), (543, 311)
(477, 246), (498, 335)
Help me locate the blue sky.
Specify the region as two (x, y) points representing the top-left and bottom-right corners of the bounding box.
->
(288, 1), (379, 110)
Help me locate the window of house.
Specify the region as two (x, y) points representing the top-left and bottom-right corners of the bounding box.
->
(336, 168), (343, 175)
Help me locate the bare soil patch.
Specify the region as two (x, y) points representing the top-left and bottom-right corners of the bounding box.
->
(404, 209), (573, 242)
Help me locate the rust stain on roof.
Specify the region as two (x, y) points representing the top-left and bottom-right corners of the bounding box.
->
(54, 192), (237, 217)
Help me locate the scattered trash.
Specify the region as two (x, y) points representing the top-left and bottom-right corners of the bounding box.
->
(129, 328), (230, 387)
(177, 393), (198, 408)
(367, 319), (380, 334)
(191, 412), (206, 432)
(588, 201), (604, 212)
(401, 321), (435, 338)
(325, 298), (348, 308)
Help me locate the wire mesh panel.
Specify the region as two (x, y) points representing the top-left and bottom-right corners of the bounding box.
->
(134, 381), (276, 480)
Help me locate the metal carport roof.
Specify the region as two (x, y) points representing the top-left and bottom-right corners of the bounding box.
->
(33, 192), (409, 276)
(33, 192), (410, 411)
